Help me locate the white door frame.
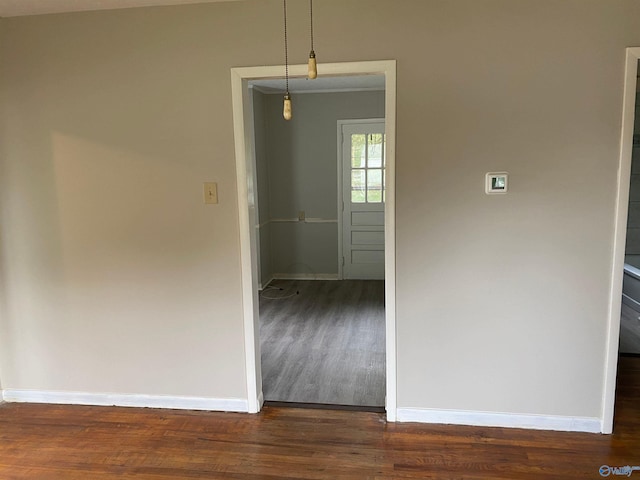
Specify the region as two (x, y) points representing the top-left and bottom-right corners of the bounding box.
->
(337, 118), (386, 280)
(603, 47), (640, 434)
(231, 60), (397, 419)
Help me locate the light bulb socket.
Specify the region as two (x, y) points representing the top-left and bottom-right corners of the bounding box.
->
(308, 52), (317, 80)
(283, 94), (292, 120)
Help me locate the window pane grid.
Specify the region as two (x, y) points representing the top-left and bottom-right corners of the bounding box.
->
(350, 132), (386, 204)
(351, 134), (365, 168)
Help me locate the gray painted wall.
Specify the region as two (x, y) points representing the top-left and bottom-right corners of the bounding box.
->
(252, 89), (273, 286)
(625, 61), (640, 254)
(262, 91), (384, 276)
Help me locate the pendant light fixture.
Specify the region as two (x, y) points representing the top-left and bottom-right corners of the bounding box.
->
(282, 0), (292, 120)
(308, 0), (317, 79)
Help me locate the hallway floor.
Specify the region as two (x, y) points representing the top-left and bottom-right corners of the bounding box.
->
(259, 279), (385, 407)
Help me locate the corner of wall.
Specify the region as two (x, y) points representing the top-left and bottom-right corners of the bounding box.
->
(251, 88), (274, 286)
(0, 15), (7, 397)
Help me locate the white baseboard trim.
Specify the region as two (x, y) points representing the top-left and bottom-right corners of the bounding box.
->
(272, 273), (339, 281)
(2, 389), (249, 413)
(396, 407), (602, 433)
(259, 275), (275, 291)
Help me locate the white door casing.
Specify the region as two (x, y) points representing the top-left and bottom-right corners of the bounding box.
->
(339, 120), (385, 280)
(603, 47), (640, 434)
(231, 60), (397, 420)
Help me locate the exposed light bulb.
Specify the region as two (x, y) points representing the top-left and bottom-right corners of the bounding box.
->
(283, 93), (292, 120)
(308, 51), (317, 79)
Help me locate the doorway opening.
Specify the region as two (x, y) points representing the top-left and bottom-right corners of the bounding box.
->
(339, 119), (386, 281)
(619, 59), (640, 357)
(606, 47), (640, 434)
(230, 61), (397, 419)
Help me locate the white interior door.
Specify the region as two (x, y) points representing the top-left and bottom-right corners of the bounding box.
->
(341, 120), (386, 280)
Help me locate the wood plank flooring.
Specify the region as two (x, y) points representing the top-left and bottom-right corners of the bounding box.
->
(259, 280), (385, 407)
(1, 356), (639, 479)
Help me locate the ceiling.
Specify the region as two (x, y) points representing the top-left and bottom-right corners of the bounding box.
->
(250, 75), (385, 94)
(0, 0), (240, 17)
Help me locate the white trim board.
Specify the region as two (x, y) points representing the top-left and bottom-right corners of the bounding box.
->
(252, 86), (385, 95)
(231, 60), (398, 419)
(604, 47), (640, 434)
(272, 273), (339, 281)
(257, 218), (338, 228)
(397, 408), (601, 434)
(2, 389), (249, 412)
(258, 275), (275, 291)
(269, 218), (338, 224)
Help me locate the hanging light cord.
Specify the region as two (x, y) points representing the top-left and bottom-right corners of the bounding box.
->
(309, 0), (314, 53)
(307, 0), (317, 79)
(283, 0), (289, 95)
(282, 0), (292, 119)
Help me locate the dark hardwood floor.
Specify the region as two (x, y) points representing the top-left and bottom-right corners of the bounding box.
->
(0, 356), (639, 479)
(259, 280), (385, 407)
